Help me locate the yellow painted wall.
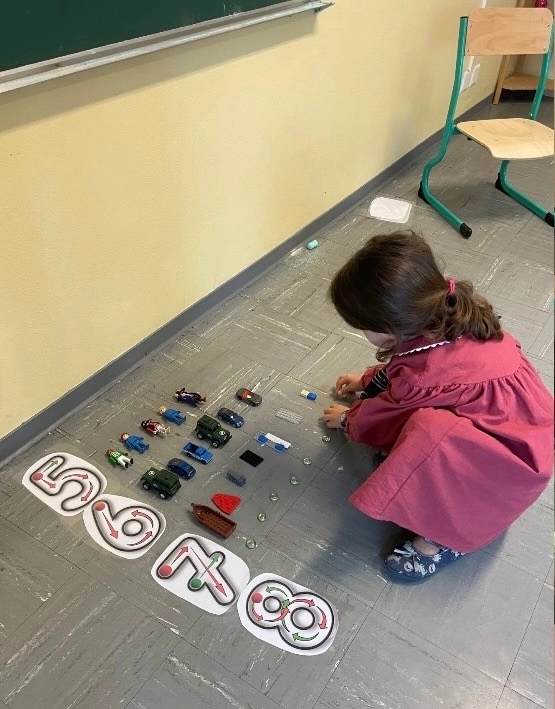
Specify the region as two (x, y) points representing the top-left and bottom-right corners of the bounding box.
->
(0, 0), (510, 441)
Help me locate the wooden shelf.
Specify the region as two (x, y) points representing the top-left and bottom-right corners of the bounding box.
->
(501, 73), (554, 91)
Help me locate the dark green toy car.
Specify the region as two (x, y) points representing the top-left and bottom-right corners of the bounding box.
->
(140, 467), (181, 499)
(195, 414), (232, 448)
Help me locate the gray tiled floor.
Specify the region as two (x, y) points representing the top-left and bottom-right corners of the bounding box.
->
(0, 100), (553, 709)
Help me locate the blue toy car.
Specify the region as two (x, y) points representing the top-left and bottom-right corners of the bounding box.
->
(183, 442), (213, 465)
(167, 458), (196, 479)
(217, 407), (244, 428)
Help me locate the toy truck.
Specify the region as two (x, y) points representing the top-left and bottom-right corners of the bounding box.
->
(183, 441), (213, 464)
(195, 415), (232, 448)
(140, 468), (181, 499)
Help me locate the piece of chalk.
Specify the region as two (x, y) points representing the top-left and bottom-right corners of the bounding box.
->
(306, 240), (319, 250)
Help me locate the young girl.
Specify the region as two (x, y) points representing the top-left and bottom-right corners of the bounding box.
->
(323, 230), (553, 582)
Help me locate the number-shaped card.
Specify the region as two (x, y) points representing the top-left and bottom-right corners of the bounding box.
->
(83, 494), (166, 559)
(151, 534), (250, 614)
(22, 452), (107, 515)
(237, 573), (338, 655)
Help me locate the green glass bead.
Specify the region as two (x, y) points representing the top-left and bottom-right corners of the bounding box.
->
(303, 457), (312, 465)
(269, 492), (279, 502)
(289, 476), (299, 485)
(257, 512), (267, 522)
(245, 538), (257, 549)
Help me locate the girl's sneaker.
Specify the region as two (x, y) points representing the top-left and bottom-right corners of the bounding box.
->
(385, 539), (465, 582)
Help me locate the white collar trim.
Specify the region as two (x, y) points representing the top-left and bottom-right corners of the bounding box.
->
(395, 339), (454, 357)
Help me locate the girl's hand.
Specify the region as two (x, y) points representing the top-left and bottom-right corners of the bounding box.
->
(323, 404), (350, 429)
(335, 373), (363, 396)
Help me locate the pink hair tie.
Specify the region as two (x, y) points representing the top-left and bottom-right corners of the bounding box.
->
(446, 277), (456, 296)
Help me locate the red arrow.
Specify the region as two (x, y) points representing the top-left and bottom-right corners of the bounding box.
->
(191, 548), (227, 597)
(63, 472), (89, 480)
(132, 509), (154, 525)
(296, 598), (315, 606)
(129, 531), (153, 546)
(251, 603), (263, 621)
(81, 482), (94, 502)
(101, 512), (119, 538)
(270, 608), (290, 622)
(317, 608), (327, 629)
(42, 480), (56, 489)
(172, 545), (189, 564)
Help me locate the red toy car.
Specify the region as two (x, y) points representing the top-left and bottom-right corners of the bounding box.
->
(236, 388), (262, 406)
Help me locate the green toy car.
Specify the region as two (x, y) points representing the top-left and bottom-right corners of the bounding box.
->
(195, 414), (232, 448)
(140, 467), (181, 499)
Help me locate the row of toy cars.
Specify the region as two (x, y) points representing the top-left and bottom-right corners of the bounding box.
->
(106, 387), (262, 500)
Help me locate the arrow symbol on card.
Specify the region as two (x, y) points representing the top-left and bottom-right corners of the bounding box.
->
(101, 512), (119, 538)
(292, 632), (318, 642)
(271, 609), (290, 622)
(192, 548), (226, 596)
(129, 531), (152, 546)
(317, 608), (327, 629)
(172, 545), (189, 564)
(63, 472), (89, 480)
(131, 509), (154, 524)
(250, 603), (263, 621)
(42, 459), (61, 473)
(81, 482), (94, 502)
(295, 598), (315, 607)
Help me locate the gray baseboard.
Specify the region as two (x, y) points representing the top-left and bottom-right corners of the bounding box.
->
(0, 95), (493, 468)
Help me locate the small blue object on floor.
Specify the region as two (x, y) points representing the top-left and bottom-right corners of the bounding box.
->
(385, 539), (465, 582)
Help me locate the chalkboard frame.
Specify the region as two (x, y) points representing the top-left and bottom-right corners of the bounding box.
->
(0, 0), (331, 95)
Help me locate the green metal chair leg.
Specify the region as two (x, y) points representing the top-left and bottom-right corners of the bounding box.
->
(495, 161), (555, 228)
(417, 16), (472, 239)
(419, 154), (473, 239)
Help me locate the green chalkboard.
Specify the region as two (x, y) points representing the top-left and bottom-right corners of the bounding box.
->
(0, 1), (294, 73)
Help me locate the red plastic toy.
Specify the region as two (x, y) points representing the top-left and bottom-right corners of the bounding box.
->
(211, 493), (242, 515)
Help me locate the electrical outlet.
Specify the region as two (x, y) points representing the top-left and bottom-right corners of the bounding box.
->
(470, 63), (481, 86)
(460, 69), (471, 92)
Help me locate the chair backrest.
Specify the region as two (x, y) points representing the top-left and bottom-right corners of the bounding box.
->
(466, 8), (553, 56)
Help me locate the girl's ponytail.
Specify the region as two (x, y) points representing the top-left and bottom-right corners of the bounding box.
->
(425, 278), (502, 343)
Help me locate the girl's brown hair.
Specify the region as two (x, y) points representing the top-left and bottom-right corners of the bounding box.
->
(329, 230), (502, 362)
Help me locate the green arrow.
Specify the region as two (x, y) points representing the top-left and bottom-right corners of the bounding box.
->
(43, 458), (61, 473)
(281, 599), (291, 609)
(292, 632), (318, 642)
(266, 586), (284, 594)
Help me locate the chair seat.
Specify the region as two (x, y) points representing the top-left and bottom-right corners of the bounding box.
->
(456, 118), (554, 160)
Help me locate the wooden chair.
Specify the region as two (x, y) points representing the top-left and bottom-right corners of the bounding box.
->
(419, 8), (554, 239)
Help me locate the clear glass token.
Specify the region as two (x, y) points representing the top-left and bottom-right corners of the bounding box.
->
(245, 538), (257, 549)
(257, 512), (267, 522)
(269, 492), (279, 502)
(289, 476), (299, 485)
(303, 457), (312, 465)
(322, 435), (331, 442)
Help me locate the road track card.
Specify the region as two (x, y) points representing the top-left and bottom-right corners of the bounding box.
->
(237, 573), (338, 655)
(22, 452), (107, 516)
(83, 494), (165, 559)
(151, 534), (249, 615)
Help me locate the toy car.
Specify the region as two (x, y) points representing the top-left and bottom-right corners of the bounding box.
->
(167, 458), (196, 480)
(175, 389), (206, 407)
(196, 415), (232, 448)
(140, 468), (181, 499)
(226, 471), (246, 487)
(183, 441), (213, 465)
(217, 407), (244, 428)
(236, 388), (262, 406)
